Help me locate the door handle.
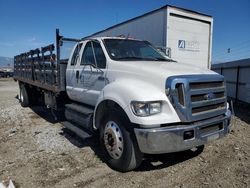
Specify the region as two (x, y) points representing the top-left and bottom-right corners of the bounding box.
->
(76, 70), (79, 83)
(76, 70), (79, 79)
(98, 76), (105, 81)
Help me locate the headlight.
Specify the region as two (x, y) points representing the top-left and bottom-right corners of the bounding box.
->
(131, 101), (162, 116)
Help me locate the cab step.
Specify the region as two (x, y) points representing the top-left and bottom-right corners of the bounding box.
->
(61, 121), (92, 140)
(65, 103), (94, 132)
(65, 103), (94, 115)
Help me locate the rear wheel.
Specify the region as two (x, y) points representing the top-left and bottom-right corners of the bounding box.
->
(20, 84), (30, 107)
(99, 108), (143, 172)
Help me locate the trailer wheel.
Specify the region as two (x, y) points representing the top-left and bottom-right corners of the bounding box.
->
(99, 108), (143, 172)
(20, 84), (30, 107)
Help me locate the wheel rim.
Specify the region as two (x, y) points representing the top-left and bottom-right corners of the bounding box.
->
(104, 121), (124, 159)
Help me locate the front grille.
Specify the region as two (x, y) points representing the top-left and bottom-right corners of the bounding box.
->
(166, 74), (227, 122)
(192, 103), (225, 115)
(191, 92), (224, 102)
(176, 83), (185, 106)
(189, 81), (223, 89)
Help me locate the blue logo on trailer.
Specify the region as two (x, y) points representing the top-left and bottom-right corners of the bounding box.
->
(178, 40), (185, 49)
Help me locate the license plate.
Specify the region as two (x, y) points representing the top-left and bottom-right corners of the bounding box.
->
(207, 133), (219, 141)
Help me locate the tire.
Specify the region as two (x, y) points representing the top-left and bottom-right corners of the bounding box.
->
(99, 108), (143, 172)
(20, 84), (30, 107)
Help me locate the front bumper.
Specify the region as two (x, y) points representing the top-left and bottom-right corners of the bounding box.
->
(134, 110), (231, 154)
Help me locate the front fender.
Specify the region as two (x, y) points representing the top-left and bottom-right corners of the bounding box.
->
(94, 78), (180, 128)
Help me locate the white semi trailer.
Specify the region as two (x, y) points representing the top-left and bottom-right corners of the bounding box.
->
(88, 5), (213, 69)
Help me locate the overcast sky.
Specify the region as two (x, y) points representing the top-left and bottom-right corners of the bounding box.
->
(0, 0), (249, 63)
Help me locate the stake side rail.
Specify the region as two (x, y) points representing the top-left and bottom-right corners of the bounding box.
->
(14, 29), (81, 93)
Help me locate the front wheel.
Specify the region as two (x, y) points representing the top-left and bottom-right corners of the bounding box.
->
(99, 108), (143, 172)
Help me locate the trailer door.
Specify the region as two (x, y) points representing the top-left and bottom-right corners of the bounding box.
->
(167, 13), (211, 69)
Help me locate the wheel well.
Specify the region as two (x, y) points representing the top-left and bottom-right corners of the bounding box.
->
(19, 82), (45, 105)
(94, 100), (130, 130)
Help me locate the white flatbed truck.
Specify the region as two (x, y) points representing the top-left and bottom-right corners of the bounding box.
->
(14, 30), (231, 172)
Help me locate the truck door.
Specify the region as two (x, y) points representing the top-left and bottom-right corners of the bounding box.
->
(74, 40), (107, 106)
(66, 43), (83, 101)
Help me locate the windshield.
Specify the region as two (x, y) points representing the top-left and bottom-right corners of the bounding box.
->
(104, 39), (170, 61)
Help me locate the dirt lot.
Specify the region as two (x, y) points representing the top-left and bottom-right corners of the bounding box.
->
(0, 78), (249, 188)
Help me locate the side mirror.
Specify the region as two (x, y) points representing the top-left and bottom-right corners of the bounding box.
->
(156, 47), (171, 58)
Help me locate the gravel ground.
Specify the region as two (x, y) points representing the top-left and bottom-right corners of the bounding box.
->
(0, 78), (249, 188)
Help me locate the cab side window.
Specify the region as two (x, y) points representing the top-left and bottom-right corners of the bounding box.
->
(93, 41), (106, 69)
(81, 42), (95, 66)
(71, 43), (82, 66)
(81, 41), (106, 69)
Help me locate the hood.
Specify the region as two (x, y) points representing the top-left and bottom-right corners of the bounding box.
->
(112, 60), (215, 78)
(139, 61), (213, 76)
(108, 60), (218, 91)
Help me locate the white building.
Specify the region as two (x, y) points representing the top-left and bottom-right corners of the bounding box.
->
(212, 58), (250, 103)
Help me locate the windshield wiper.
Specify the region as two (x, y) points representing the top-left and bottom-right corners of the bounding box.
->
(115, 56), (154, 61)
(157, 57), (177, 62)
(143, 57), (171, 62)
(154, 57), (168, 61)
(115, 56), (176, 62)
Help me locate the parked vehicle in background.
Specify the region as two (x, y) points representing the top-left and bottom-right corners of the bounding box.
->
(0, 71), (5, 77)
(14, 29), (231, 172)
(5, 71), (14, 77)
(0, 70), (14, 78)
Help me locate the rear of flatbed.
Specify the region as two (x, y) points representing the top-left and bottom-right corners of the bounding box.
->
(14, 29), (80, 109)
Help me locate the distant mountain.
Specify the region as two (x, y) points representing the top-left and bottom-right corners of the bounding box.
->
(0, 56), (14, 67)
